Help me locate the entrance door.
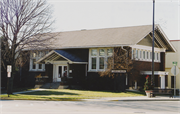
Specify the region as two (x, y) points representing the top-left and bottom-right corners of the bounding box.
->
(56, 65), (67, 82)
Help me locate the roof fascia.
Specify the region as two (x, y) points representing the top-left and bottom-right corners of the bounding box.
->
(135, 29), (152, 45)
(50, 44), (131, 50)
(70, 62), (88, 64)
(156, 25), (176, 52)
(36, 50), (55, 64)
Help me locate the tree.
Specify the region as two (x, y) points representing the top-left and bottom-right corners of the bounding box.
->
(98, 46), (133, 92)
(0, 0), (55, 94)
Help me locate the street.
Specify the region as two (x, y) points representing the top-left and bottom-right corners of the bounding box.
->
(0, 100), (179, 114)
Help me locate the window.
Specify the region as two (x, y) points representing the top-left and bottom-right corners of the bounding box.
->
(89, 48), (113, 71)
(107, 49), (113, 56)
(33, 52), (36, 58)
(132, 49), (134, 59)
(99, 49), (105, 56)
(99, 57), (104, 69)
(39, 64), (42, 69)
(143, 51), (145, 59)
(30, 51), (46, 71)
(91, 49), (97, 70)
(147, 51), (149, 59)
(139, 50), (142, 59)
(92, 58), (96, 69)
(99, 49), (105, 69)
(91, 49), (97, 56)
(150, 52), (152, 59)
(33, 59), (36, 69)
(136, 50), (138, 58)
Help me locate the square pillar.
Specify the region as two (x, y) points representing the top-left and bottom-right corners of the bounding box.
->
(160, 75), (165, 89)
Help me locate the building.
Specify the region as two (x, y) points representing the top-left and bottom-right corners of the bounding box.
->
(23, 25), (176, 90)
(165, 40), (180, 91)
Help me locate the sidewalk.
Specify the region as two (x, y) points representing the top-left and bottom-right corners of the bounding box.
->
(82, 96), (180, 101)
(2, 89), (180, 101)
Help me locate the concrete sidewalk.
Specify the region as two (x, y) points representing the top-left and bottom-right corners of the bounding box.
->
(82, 96), (180, 101)
(1, 89), (180, 101)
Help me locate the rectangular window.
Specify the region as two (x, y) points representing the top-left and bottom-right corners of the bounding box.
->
(99, 49), (105, 56)
(147, 52), (149, 59)
(92, 58), (96, 69)
(45, 51), (49, 55)
(33, 52), (36, 58)
(150, 52), (152, 59)
(140, 50), (142, 58)
(136, 50), (138, 58)
(107, 57), (112, 68)
(107, 49), (113, 56)
(39, 64), (42, 69)
(38, 51), (42, 57)
(33, 59), (36, 69)
(132, 49), (134, 59)
(91, 49), (97, 56)
(99, 57), (104, 69)
(143, 51), (145, 59)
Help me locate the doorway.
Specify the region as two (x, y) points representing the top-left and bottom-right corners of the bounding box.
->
(54, 65), (67, 82)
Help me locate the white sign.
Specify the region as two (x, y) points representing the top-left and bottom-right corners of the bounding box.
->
(171, 66), (179, 76)
(111, 70), (126, 73)
(7, 65), (12, 72)
(69, 70), (72, 73)
(7, 72), (11, 77)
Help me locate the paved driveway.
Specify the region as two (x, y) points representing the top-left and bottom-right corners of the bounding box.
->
(0, 100), (179, 114)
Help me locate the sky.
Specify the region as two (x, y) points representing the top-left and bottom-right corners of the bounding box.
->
(47, 0), (180, 40)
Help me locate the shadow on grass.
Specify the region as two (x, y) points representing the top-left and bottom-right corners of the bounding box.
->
(69, 89), (146, 96)
(20, 90), (80, 96)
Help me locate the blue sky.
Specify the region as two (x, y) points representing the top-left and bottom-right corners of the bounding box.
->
(47, 0), (180, 40)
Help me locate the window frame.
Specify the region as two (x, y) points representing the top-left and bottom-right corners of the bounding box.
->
(89, 48), (113, 72)
(131, 48), (161, 63)
(29, 51), (46, 71)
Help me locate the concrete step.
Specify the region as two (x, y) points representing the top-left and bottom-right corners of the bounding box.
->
(58, 85), (69, 89)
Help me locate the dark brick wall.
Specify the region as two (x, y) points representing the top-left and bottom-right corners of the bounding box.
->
(160, 52), (165, 71)
(69, 64), (86, 86)
(128, 52), (166, 89)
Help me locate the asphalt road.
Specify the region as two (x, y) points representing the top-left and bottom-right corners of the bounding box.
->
(0, 100), (179, 114)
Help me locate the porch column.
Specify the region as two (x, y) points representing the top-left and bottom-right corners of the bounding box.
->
(67, 63), (69, 77)
(160, 74), (165, 89)
(135, 81), (137, 89)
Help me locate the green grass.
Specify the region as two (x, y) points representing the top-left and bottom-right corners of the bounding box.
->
(1, 89), (146, 101)
(1, 87), (35, 94)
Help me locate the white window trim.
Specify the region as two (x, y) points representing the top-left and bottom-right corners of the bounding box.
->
(29, 51), (46, 72)
(131, 48), (161, 63)
(88, 48), (113, 72)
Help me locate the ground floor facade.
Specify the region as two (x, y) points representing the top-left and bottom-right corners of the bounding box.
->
(26, 48), (169, 91)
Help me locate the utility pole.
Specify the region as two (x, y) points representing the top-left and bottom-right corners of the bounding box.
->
(151, 0), (155, 88)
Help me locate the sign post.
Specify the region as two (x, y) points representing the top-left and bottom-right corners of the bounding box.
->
(171, 62), (179, 97)
(7, 65), (12, 97)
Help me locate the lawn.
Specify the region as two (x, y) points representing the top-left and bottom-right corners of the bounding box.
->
(1, 89), (146, 101)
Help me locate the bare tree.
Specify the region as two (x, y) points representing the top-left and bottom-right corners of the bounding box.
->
(99, 47), (133, 78)
(0, 0), (55, 94)
(98, 47), (134, 92)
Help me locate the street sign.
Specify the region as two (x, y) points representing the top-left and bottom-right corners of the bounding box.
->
(172, 61), (177, 66)
(7, 65), (12, 72)
(111, 70), (126, 73)
(171, 66), (179, 76)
